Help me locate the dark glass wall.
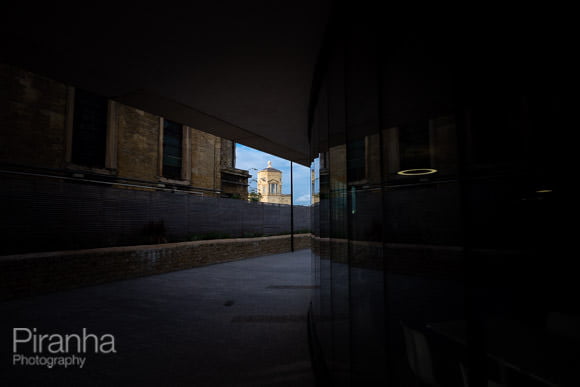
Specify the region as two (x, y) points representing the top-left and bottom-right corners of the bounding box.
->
(309, 6), (571, 387)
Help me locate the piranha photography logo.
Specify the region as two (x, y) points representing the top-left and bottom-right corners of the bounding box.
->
(12, 328), (116, 369)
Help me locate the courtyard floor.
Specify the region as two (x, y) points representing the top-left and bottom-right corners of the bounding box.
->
(0, 249), (315, 387)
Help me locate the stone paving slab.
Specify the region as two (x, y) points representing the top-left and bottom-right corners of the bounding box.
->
(0, 249), (315, 387)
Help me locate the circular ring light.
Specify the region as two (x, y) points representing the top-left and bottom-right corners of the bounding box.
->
(397, 168), (438, 176)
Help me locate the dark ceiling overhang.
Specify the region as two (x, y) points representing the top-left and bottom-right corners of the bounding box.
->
(2, 1), (330, 166)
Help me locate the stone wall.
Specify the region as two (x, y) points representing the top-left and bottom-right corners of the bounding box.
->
(220, 138), (235, 169)
(221, 167), (251, 200)
(0, 63), (243, 195)
(0, 234), (312, 301)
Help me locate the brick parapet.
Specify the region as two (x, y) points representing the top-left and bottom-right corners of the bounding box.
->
(0, 234), (312, 301)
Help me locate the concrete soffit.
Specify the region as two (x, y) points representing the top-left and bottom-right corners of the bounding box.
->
(116, 90), (311, 167)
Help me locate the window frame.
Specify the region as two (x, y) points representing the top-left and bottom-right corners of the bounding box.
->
(65, 86), (118, 174)
(158, 117), (191, 184)
(268, 182), (279, 194)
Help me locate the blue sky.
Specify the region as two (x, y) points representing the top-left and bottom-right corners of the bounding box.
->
(235, 144), (311, 206)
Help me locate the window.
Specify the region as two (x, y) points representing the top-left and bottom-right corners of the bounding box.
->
(71, 88), (108, 168)
(269, 183), (278, 194)
(66, 87), (117, 172)
(162, 119), (183, 180)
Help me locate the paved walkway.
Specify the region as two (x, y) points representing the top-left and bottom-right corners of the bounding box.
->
(1, 250), (315, 386)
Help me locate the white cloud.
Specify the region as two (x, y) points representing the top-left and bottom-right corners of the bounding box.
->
(295, 194), (311, 205)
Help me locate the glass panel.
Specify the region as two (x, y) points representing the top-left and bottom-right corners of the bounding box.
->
(308, 10), (570, 387)
(347, 138), (365, 183)
(347, 132), (386, 385)
(328, 144), (350, 384)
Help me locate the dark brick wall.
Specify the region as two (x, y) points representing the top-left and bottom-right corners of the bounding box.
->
(0, 64), (67, 169)
(0, 64), (244, 195)
(116, 104), (160, 181)
(0, 173), (311, 255)
(0, 234), (312, 300)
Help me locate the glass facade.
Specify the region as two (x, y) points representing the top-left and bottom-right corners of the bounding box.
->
(308, 9), (569, 387)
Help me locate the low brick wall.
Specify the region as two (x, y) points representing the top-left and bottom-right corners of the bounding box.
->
(0, 234), (312, 301)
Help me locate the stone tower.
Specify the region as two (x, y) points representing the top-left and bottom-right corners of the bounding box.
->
(257, 161), (291, 205)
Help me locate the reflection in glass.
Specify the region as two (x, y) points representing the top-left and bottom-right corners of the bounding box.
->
(308, 13), (567, 386)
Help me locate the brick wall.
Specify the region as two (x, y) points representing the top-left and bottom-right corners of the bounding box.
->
(116, 104), (160, 181)
(191, 129), (221, 191)
(0, 64), (67, 169)
(1, 173), (311, 255)
(312, 236), (466, 278)
(1, 63), (240, 195)
(0, 234), (312, 301)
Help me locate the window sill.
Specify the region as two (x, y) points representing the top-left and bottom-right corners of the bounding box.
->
(158, 177), (191, 186)
(66, 163), (117, 176)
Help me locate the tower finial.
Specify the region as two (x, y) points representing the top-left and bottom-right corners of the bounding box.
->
(267, 160), (272, 168)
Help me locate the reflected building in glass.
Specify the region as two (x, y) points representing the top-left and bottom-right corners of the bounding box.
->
(308, 6), (569, 387)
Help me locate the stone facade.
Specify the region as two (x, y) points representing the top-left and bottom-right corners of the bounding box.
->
(0, 63), (248, 196)
(219, 138), (250, 200)
(257, 161), (291, 205)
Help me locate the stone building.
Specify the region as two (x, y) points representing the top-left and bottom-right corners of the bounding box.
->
(0, 64), (248, 198)
(256, 161), (291, 205)
(220, 139), (251, 200)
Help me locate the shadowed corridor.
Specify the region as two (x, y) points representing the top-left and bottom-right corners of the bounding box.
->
(1, 250), (314, 386)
